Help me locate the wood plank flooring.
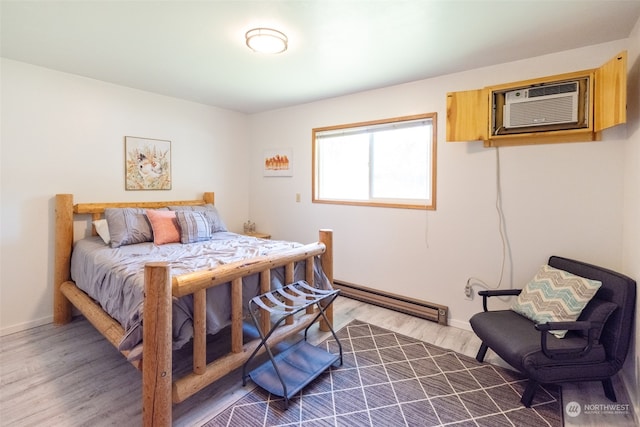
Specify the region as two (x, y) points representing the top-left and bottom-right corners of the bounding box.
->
(0, 297), (635, 426)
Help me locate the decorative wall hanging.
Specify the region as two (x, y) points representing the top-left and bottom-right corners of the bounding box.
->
(125, 136), (172, 190)
(263, 148), (293, 177)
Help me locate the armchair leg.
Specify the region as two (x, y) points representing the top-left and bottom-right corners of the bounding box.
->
(521, 380), (538, 407)
(602, 378), (617, 402)
(476, 343), (488, 362)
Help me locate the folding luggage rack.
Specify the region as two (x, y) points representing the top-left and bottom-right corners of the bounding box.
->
(242, 280), (342, 409)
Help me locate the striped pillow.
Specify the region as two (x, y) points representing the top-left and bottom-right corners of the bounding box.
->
(168, 204), (227, 234)
(175, 211), (212, 243)
(105, 207), (154, 248)
(511, 264), (602, 338)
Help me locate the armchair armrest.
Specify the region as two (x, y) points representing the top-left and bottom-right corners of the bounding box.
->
(478, 289), (522, 312)
(535, 320), (602, 360)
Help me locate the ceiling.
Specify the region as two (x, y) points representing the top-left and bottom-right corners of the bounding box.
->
(2, 1), (639, 114)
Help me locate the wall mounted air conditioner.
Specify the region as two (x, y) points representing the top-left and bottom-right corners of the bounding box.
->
(503, 81), (579, 129)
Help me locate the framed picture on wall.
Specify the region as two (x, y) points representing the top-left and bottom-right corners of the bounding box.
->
(125, 136), (172, 190)
(263, 148), (293, 177)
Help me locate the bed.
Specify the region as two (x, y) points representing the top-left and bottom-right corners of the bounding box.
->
(53, 192), (334, 426)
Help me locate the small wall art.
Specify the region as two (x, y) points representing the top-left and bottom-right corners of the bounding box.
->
(263, 148), (293, 177)
(125, 136), (172, 190)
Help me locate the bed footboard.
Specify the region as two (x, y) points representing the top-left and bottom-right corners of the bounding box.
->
(143, 232), (334, 426)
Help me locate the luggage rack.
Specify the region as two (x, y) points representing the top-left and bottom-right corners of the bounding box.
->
(242, 280), (342, 409)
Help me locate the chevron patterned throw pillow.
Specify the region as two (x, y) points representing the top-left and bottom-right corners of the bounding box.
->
(511, 264), (602, 338)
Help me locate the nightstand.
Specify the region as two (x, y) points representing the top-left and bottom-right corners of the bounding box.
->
(243, 231), (271, 239)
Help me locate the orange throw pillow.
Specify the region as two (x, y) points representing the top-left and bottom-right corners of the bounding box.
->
(146, 209), (181, 245)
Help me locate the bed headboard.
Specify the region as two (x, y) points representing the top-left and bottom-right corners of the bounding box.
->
(72, 192), (214, 216)
(54, 192), (215, 323)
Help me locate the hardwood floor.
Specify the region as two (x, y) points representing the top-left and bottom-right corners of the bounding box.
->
(0, 297), (635, 426)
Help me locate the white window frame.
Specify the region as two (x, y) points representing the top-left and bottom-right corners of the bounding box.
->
(312, 113), (437, 210)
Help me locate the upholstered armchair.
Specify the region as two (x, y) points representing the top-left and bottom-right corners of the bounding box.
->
(470, 256), (636, 407)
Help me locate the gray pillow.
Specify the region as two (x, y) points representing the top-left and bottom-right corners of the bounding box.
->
(175, 211), (212, 243)
(104, 208), (154, 248)
(167, 204), (227, 233)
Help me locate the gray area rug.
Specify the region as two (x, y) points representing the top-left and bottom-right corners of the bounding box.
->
(204, 320), (562, 426)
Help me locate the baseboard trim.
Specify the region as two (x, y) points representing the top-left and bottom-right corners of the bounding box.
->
(334, 280), (448, 325)
(0, 315), (52, 337)
(448, 318), (472, 332)
(620, 366), (640, 426)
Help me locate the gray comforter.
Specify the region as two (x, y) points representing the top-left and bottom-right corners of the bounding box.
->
(70, 232), (329, 359)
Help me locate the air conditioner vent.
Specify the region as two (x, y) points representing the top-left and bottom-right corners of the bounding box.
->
(508, 97), (576, 127)
(528, 82), (578, 98)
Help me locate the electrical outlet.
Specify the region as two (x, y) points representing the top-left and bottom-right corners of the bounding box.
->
(295, 193), (301, 203)
(464, 283), (473, 300)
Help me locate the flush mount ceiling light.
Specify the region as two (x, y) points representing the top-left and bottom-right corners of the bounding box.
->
(245, 28), (288, 54)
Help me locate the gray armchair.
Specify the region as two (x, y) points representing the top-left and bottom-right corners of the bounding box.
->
(470, 256), (636, 407)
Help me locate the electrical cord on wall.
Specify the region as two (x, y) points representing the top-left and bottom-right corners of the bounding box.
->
(466, 147), (513, 299)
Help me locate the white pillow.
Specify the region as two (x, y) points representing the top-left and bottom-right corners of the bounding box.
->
(93, 219), (111, 245)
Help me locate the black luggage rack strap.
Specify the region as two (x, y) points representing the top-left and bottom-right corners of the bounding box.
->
(242, 280), (343, 409)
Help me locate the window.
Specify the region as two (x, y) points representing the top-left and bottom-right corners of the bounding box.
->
(312, 113), (436, 210)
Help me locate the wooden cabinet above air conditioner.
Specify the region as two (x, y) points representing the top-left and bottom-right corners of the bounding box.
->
(446, 51), (627, 147)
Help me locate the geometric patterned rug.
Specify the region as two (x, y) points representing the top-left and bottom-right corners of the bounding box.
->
(204, 320), (562, 426)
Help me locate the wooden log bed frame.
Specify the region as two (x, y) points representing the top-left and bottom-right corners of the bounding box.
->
(53, 192), (334, 426)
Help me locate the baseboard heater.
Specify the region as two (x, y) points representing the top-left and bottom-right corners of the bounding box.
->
(333, 280), (448, 325)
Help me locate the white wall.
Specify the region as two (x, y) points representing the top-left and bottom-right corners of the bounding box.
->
(622, 14), (640, 421)
(0, 59), (250, 334)
(247, 39), (629, 331)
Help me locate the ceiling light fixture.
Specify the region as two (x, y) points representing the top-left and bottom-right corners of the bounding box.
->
(245, 28), (288, 54)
